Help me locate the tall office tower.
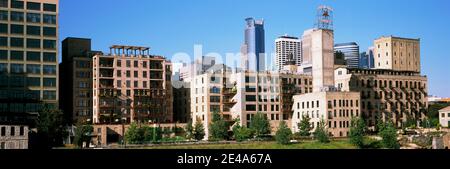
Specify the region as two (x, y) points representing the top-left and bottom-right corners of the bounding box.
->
(60, 38), (102, 124)
(374, 36), (420, 72)
(359, 47), (374, 69)
(241, 17), (265, 72)
(92, 45), (173, 124)
(0, 0), (59, 124)
(334, 42), (360, 68)
(275, 35), (302, 71)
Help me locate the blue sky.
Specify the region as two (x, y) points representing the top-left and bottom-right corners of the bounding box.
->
(60, 0), (450, 97)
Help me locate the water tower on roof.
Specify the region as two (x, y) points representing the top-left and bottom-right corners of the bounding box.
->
(315, 5), (334, 30)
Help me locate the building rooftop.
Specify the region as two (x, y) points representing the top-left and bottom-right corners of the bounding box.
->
(376, 36), (420, 41)
(334, 42), (358, 47)
(110, 45), (150, 51)
(440, 106), (450, 112)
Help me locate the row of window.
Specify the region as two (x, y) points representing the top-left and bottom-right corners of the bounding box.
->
(0, 76), (56, 87)
(0, 90), (55, 100)
(0, 11), (56, 24)
(0, 37), (56, 49)
(115, 60), (163, 69)
(0, 63), (56, 74)
(0, 126), (25, 137)
(0, 24), (56, 36)
(327, 99), (359, 109)
(0, 0), (57, 12)
(356, 79), (426, 89)
(0, 50), (56, 61)
(441, 113), (450, 118)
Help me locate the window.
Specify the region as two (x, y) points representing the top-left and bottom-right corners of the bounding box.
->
(0, 23), (7, 34)
(0, 0), (7, 8)
(210, 96), (220, 103)
(43, 78), (56, 87)
(143, 81), (147, 88)
(142, 71), (147, 78)
(43, 3), (57, 12)
(0, 63), (7, 72)
(43, 27), (56, 36)
(210, 87), (220, 94)
(9, 51), (22, 60)
(11, 24), (23, 34)
(27, 2), (41, 10)
(10, 37), (23, 47)
(26, 64), (40, 74)
(43, 40), (56, 49)
(245, 76), (256, 83)
(134, 71), (138, 77)
(43, 14), (56, 24)
(0, 50), (5, 60)
(245, 95), (256, 101)
(19, 126), (24, 136)
(27, 52), (40, 61)
(27, 13), (41, 23)
(43, 52), (56, 62)
(10, 64), (24, 73)
(0, 10), (7, 21)
(27, 26), (40, 35)
(142, 61), (147, 68)
(126, 71), (130, 77)
(0, 37), (6, 46)
(10, 127), (15, 136)
(126, 60), (131, 67)
(27, 77), (40, 87)
(27, 39), (40, 48)
(11, 1), (24, 9)
(43, 65), (56, 75)
(126, 80), (130, 87)
(43, 91), (56, 100)
(246, 105), (256, 111)
(1, 127), (5, 136)
(116, 60), (122, 67)
(134, 61), (138, 67)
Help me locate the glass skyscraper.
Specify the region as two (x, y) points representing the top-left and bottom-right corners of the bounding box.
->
(242, 17), (265, 72)
(334, 42), (360, 68)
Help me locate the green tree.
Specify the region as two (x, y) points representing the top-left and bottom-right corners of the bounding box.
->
(297, 115), (312, 137)
(276, 121), (292, 145)
(193, 119), (205, 141)
(35, 105), (67, 148)
(73, 123), (93, 148)
(185, 120), (194, 140)
(250, 112), (271, 138)
(209, 111), (229, 140)
(379, 121), (400, 149)
(232, 119), (254, 142)
(349, 117), (366, 148)
(314, 120), (329, 143)
(142, 126), (162, 143)
(124, 123), (142, 144)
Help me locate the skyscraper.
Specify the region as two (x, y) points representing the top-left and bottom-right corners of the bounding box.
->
(0, 0), (59, 124)
(241, 17), (265, 72)
(334, 42), (360, 68)
(275, 35), (301, 71)
(359, 47), (374, 69)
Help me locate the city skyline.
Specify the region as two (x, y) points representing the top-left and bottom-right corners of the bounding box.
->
(60, 0), (450, 97)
